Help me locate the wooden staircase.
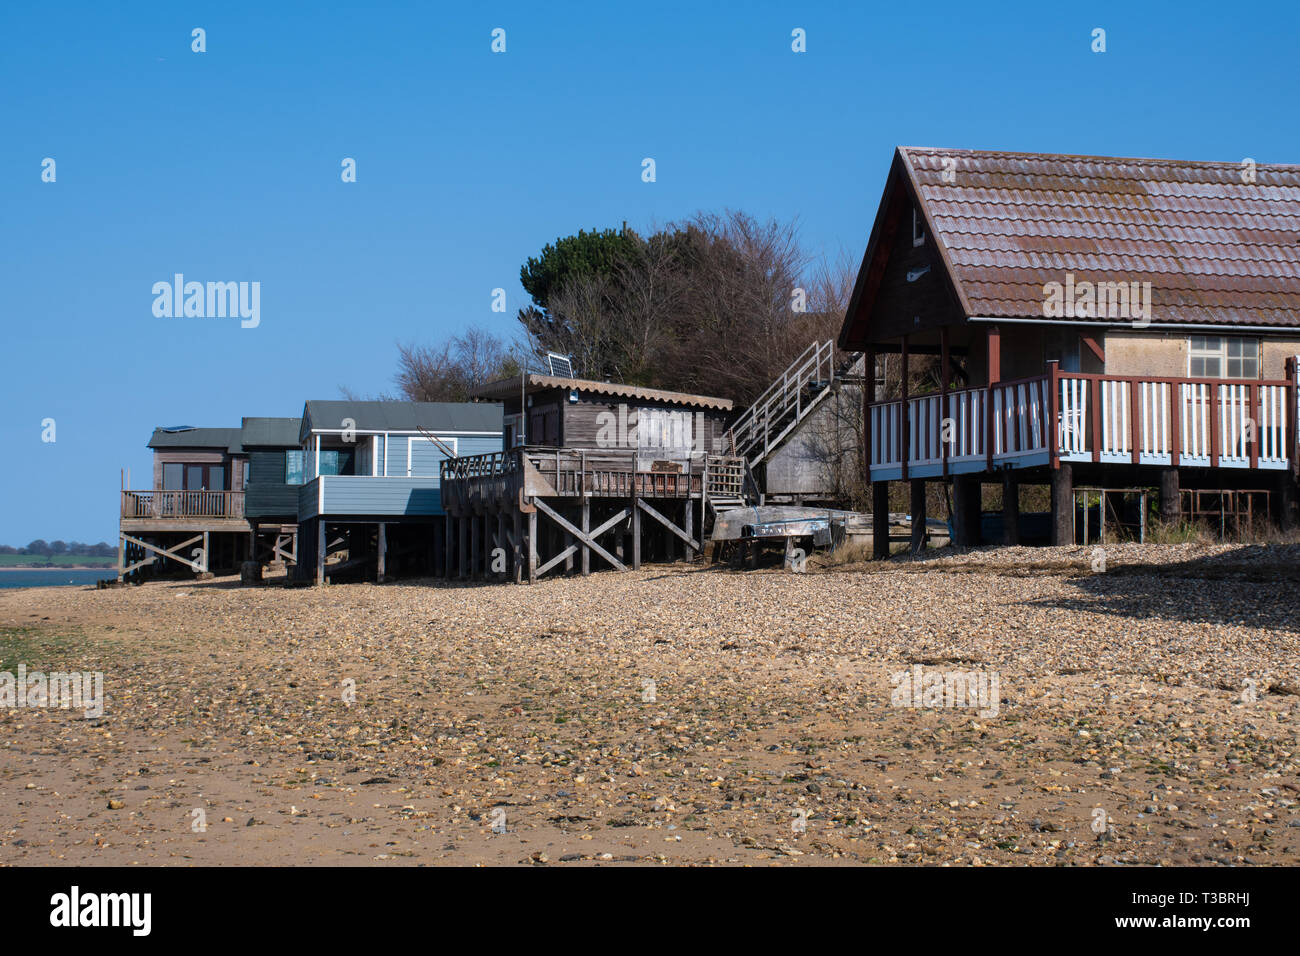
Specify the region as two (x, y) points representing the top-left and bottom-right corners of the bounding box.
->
(703, 455), (751, 519)
(726, 340), (837, 470)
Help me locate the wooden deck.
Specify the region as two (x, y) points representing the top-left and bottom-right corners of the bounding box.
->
(119, 490), (249, 534)
(440, 446), (745, 584)
(868, 366), (1298, 481)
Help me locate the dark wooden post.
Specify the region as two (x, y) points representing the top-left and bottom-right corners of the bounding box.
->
(512, 510), (523, 584)
(462, 520), (473, 580)
(900, 336), (911, 482)
(872, 480), (890, 560)
(471, 513), (481, 579)
(940, 328), (950, 478)
(1051, 462), (1074, 546)
(1160, 468), (1181, 525)
(376, 522), (386, 583)
(986, 325), (1000, 471)
(952, 475), (981, 547)
(315, 520), (326, 586)
(909, 479), (926, 554)
(1046, 360), (1060, 469)
(527, 509), (537, 584)
(631, 499), (642, 570)
(863, 348), (876, 488)
(1001, 471), (1020, 545)
(683, 499), (694, 563)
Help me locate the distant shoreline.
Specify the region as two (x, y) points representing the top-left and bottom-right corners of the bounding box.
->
(0, 566), (116, 572)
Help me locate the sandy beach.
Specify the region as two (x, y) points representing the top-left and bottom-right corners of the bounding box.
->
(1, 543), (1297, 866)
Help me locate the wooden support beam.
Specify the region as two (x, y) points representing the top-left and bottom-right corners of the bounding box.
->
(443, 514), (453, 579)
(527, 509), (537, 584)
(458, 516), (467, 580)
(683, 499), (694, 562)
(533, 498), (628, 572)
(1051, 462), (1074, 546)
(581, 498), (591, 576)
(910, 479), (927, 554)
(940, 327), (950, 477)
(537, 544), (579, 576)
(901, 335), (910, 482)
(471, 514), (481, 579)
(631, 497), (641, 569)
(872, 481), (890, 560)
(512, 510), (523, 584)
(863, 348), (876, 484)
(1159, 469), (1181, 524)
(377, 522), (387, 583)
(497, 512), (507, 579)
(952, 475), (981, 547)
(1001, 472), (1019, 545)
(316, 520), (326, 586)
(636, 497), (701, 552)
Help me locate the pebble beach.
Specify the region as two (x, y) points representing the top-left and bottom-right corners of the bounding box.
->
(1, 543), (1297, 866)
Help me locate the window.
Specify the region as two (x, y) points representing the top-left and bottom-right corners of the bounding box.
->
(911, 207), (925, 247)
(285, 450), (305, 485)
(1189, 336), (1258, 379)
(162, 463), (184, 490)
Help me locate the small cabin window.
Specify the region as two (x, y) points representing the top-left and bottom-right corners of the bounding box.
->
(912, 207), (925, 247)
(1189, 336), (1258, 379)
(285, 450), (305, 485)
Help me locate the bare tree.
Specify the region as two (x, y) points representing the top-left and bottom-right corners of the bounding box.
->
(394, 327), (518, 402)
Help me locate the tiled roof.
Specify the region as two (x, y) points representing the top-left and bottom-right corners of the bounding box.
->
(903, 147), (1300, 327)
(472, 374), (733, 410)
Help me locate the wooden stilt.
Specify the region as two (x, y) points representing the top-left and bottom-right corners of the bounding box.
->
(1051, 463), (1074, 546)
(316, 520), (326, 586)
(684, 499), (694, 562)
(471, 514), (480, 580)
(1001, 472), (1020, 546)
(377, 522), (387, 583)
(872, 481), (890, 559)
(910, 479), (927, 554)
(631, 499), (642, 570)
(581, 498), (591, 576)
(513, 510), (523, 584)
(527, 509), (537, 584)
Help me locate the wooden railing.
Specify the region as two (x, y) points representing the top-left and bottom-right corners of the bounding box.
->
(441, 446), (741, 503)
(867, 366), (1297, 476)
(728, 339), (835, 464)
(121, 490), (245, 519)
(869, 375), (1051, 475)
(1054, 372), (1292, 470)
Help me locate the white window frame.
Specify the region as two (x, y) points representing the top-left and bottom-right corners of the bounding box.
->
(406, 435), (457, 477)
(1188, 335), (1259, 380)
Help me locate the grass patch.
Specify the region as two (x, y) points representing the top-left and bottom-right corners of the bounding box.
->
(0, 625), (91, 671)
(0, 554), (115, 568)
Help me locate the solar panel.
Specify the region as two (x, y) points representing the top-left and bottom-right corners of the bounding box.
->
(546, 352), (574, 378)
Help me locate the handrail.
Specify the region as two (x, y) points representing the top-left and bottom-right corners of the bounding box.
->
(728, 339), (836, 463)
(121, 489), (245, 519)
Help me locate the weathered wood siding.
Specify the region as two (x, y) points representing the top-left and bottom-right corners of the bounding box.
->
(245, 449), (298, 519)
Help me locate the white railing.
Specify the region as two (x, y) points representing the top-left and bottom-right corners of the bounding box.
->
(869, 369), (1298, 476)
(868, 376), (1048, 473)
(1056, 374), (1291, 469)
(729, 340), (836, 464)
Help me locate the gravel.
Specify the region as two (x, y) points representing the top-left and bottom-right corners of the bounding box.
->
(0, 542), (1296, 866)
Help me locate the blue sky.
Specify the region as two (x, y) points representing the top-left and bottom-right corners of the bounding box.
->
(2, 0), (1297, 544)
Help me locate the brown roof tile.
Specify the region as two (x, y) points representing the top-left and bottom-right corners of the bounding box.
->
(903, 147), (1300, 327)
